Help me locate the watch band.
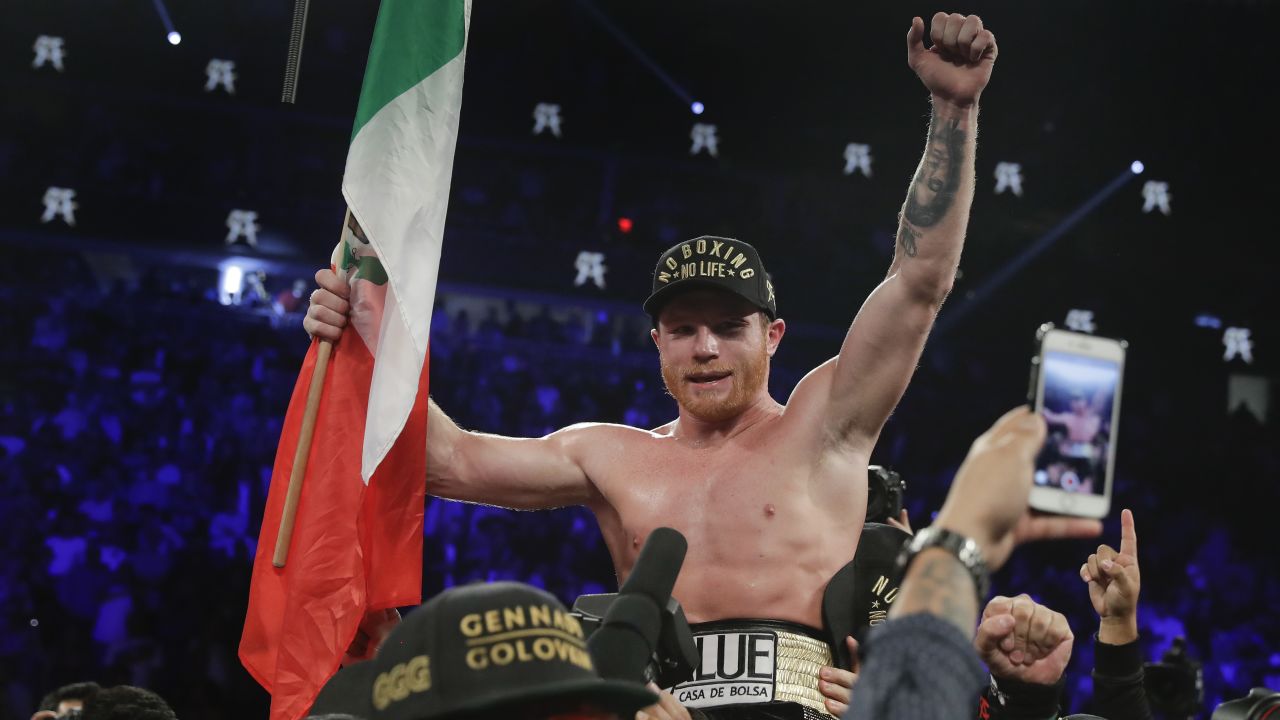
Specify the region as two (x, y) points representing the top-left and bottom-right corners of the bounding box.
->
(893, 526), (991, 603)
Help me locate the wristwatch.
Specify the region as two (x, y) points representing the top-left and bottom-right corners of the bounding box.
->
(893, 525), (990, 603)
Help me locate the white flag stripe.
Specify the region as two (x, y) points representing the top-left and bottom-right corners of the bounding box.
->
(341, 2), (470, 482)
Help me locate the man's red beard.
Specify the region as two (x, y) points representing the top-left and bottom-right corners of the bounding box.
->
(660, 344), (769, 423)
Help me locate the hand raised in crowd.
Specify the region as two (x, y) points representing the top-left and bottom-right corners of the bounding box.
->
(974, 595), (1073, 686)
(1080, 508), (1141, 644)
(302, 268), (351, 342)
(637, 684), (693, 720)
(907, 12), (998, 108)
(817, 636), (860, 716)
(934, 407), (1104, 571)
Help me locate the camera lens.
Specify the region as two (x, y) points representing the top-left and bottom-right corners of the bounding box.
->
(1211, 687), (1280, 720)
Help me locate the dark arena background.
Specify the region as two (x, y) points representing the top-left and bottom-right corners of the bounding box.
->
(2, 0), (1277, 718)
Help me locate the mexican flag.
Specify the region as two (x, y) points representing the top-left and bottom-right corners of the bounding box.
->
(239, 1), (470, 718)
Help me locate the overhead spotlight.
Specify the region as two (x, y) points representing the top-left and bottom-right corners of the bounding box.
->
(617, 217), (633, 234)
(691, 101), (705, 115)
(167, 31), (182, 45)
(1130, 160), (1144, 175)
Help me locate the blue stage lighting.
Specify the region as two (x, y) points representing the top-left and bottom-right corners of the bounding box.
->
(1130, 160), (1144, 174)
(691, 101), (705, 115)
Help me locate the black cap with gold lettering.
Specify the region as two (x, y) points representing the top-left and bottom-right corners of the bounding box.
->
(309, 659), (378, 718)
(369, 581), (657, 720)
(643, 236), (776, 321)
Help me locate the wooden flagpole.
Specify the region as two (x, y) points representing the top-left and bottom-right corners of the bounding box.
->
(273, 207), (351, 568)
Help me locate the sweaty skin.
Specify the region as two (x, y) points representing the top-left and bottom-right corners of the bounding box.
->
(431, 291), (872, 625)
(426, 67), (980, 625)
(308, 11), (998, 630)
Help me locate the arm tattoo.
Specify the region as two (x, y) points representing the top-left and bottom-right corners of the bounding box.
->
(901, 550), (978, 636)
(898, 117), (966, 257)
(896, 224), (920, 258)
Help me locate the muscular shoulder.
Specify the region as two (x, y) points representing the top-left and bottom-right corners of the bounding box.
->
(552, 422), (668, 500)
(549, 421), (664, 457)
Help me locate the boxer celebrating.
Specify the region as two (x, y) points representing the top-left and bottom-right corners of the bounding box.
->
(309, 13), (999, 718)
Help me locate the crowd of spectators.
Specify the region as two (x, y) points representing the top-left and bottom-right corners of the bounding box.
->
(1, 249), (1277, 719)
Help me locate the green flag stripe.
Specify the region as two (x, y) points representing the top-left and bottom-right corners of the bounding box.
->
(354, 256), (389, 286)
(340, 239), (390, 285)
(351, 0), (466, 142)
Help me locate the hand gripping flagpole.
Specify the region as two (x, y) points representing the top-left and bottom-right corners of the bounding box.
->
(273, 207), (350, 568)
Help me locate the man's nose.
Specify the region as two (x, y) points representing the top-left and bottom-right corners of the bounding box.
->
(693, 327), (719, 359)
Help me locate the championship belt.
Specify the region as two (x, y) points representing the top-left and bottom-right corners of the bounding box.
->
(667, 620), (834, 717)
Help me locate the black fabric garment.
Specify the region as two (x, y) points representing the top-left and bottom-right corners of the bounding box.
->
(823, 523), (912, 670)
(846, 613), (987, 720)
(1087, 635), (1153, 720)
(973, 634), (1153, 720)
(980, 674), (1065, 720)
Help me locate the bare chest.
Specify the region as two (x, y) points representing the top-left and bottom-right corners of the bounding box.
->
(582, 422), (866, 624)
(590, 429), (859, 570)
(636, 431), (794, 509)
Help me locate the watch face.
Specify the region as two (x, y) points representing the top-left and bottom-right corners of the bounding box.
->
(957, 537), (985, 569)
(898, 527), (991, 602)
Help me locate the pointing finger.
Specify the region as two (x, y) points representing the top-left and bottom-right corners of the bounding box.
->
(1120, 508), (1138, 559)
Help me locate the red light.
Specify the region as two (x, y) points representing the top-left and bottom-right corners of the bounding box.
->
(617, 217), (633, 233)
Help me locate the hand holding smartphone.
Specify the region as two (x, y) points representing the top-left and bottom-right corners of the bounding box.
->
(1027, 324), (1127, 519)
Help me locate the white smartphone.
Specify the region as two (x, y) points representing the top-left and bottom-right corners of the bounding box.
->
(1027, 324), (1127, 519)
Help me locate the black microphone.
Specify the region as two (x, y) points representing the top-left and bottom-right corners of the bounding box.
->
(588, 527), (688, 683)
(618, 527), (688, 604)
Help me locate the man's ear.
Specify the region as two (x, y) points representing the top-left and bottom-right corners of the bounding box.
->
(650, 327), (661, 348)
(766, 316), (786, 357)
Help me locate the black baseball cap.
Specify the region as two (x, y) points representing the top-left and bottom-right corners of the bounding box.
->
(369, 581), (657, 720)
(308, 660), (378, 719)
(643, 236), (776, 321)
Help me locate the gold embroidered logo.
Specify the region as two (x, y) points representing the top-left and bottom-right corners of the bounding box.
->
(458, 604), (594, 672)
(868, 574), (900, 627)
(372, 654), (431, 710)
(657, 239), (756, 285)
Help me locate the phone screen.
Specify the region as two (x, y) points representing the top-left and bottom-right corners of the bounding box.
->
(1033, 350), (1121, 496)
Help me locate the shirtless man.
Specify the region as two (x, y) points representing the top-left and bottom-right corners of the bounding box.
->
(308, 12), (998, 718)
(1044, 391), (1105, 445)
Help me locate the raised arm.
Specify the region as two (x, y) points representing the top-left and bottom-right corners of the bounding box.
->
(813, 13), (997, 452)
(426, 398), (599, 510)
